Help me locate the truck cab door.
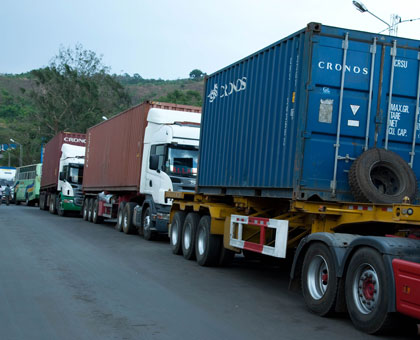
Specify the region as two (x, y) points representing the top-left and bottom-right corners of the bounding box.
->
(144, 144), (166, 204)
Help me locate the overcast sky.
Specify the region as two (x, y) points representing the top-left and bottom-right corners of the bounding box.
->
(1, 0), (420, 79)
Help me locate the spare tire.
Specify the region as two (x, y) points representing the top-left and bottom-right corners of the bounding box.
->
(349, 148), (417, 204)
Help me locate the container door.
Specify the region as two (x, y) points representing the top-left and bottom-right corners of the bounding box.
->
(301, 33), (381, 201)
(301, 31), (420, 202)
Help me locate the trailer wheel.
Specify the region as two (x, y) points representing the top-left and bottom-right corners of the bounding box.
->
(345, 247), (396, 334)
(142, 207), (156, 241)
(115, 202), (126, 232)
(122, 202), (136, 234)
(182, 212), (200, 260)
(195, 215), (221, 266)
(39, 193), (46, 210)
(301, 243), (338, 316)
(170, 211), (186, 255)
(49, 194), (57, 214)
(92, 199), (103, 224)
(87, 198), (94, 222)
(349, 148), (417, 204)
(82, 199), (89, 221)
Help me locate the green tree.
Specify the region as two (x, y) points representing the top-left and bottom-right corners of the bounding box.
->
(189, 69), (205, 80)
(30, 44), (131, 139)
(158, 89), (202, 107)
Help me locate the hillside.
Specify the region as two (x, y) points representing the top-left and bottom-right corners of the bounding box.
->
(0, 72), (205, 167)
(0, 73), (205, 106)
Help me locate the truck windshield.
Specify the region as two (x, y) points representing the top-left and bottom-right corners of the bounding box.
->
(69, 166), (83, 184)
(167, 146), (198, 177)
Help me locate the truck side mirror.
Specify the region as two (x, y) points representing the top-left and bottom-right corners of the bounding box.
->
(149, 155), (159, 171)
(59, 172), (65, 181)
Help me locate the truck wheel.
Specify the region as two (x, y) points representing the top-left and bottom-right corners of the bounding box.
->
(39, 193), (46, 210)
(82, 199), (89, 221)
(122, 202), (136, 234)
(115, 202), (126, 232)
(49, 194), (57, 214)
(57, 196), (66, 217)
(88, 198), (94, 222)
(182, 212), (200, 260)
(143, 207), (156, 241)
(349, 148), (417, 204)
(345, 247), (396, 334)
(301, 242), (338, 316)
(92, 199), (103, 224)
(195, 215), (221, 266)
(170, 211), (186, 255)
(15, 199), (21, 206)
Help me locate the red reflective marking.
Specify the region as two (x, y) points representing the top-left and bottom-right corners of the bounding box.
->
(260, 226), (266, 245)
(243, 242), (263, 253)
(248, 217), (269, 226)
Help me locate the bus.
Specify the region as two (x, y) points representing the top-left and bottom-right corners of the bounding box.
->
(14, 163), (42, 206)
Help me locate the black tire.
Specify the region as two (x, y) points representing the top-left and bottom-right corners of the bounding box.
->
(345, 247), (396, 334)
(57, 195), (66, 217)
(122, 202), (136, 234)
(195, 215), (221, 266)
(301, 242), (338, 316)
(92, 199), (103, 224)
(39, 193), (47, 210)
(218, 244), (236, 267)
(49, 194), (57, 214)
(170, 211), (186, 254)
(142, 206), (156, 241)
(349, 148), (417, 204)
(15, 199), (21, 206)
(115, 202), (126, 232)
(87, 198), (94, 222)
(82, 199), (89, 221)
(182, 212), (200, 260)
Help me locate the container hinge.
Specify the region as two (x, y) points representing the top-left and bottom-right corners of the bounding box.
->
(303, 131), (311, 138)
(390, 44), (397, 57)
(370, 43), (377, 54)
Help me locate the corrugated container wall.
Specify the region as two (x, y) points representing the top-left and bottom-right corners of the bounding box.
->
(198, 23), (420, 202)
(83, 101), (201, 193)
(41, 132), (86, 189)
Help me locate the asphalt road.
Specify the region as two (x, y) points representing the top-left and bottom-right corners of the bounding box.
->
(0, 204), (417, 340)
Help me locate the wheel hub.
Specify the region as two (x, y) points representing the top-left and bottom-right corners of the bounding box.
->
(307, 255), (329, 300)
(198, 228), (206, 255)
(172, 223), (178, 245)
(353, 265), (379, 314)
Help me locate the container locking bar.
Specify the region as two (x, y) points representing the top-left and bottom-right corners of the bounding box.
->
(364, 38), (377, 151)
(384, 40), (397, 150)
(409, 51), (420, 168)
(331, 33), (349, 196)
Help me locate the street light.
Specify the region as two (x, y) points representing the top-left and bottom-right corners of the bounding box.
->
(352, 1), (392, 34)
(353, 1), (420, 36)
(10, 138), (22, 167)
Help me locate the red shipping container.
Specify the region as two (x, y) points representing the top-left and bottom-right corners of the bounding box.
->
(83, 101), (201, 193)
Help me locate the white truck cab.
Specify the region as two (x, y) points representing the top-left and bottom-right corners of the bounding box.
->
(137, 108), (201, 234)
(57, 144), (85, 212)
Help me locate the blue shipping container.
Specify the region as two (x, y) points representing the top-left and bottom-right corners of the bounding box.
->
(198, 23), (420, 202)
